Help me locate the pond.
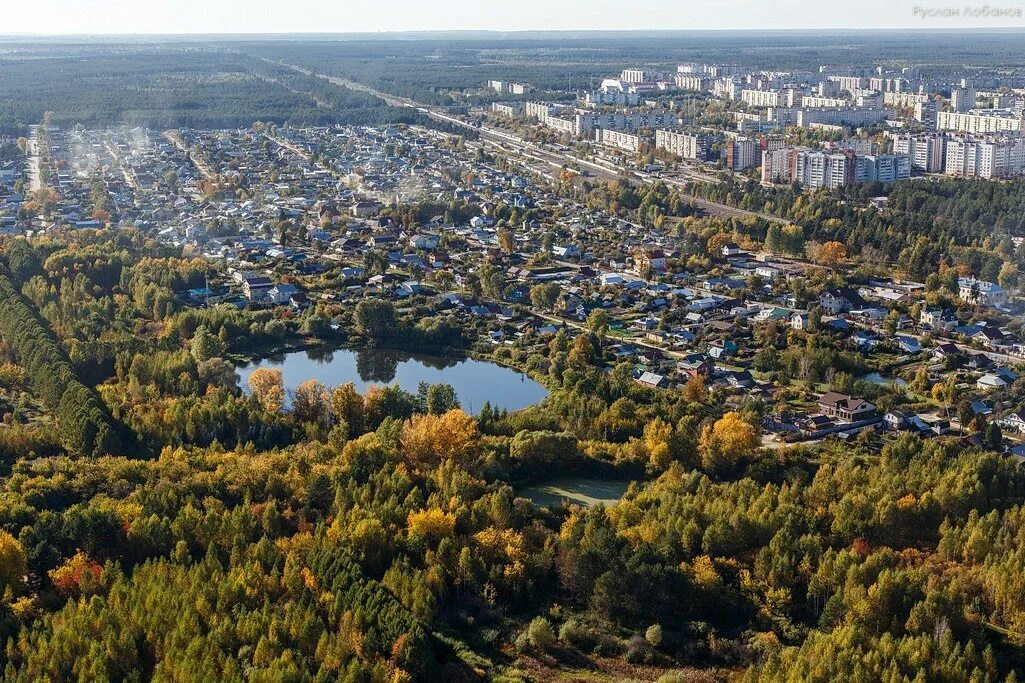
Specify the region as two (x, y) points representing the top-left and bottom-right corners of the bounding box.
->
(860, 371), (909, 389)
(518, 477), (631, 508)
(236, 347), (548, 413)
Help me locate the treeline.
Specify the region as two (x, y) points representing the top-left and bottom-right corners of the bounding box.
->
(0, 263), (120, 456)
(687, 176), (1025, 280)
(0, 47), (420, 131)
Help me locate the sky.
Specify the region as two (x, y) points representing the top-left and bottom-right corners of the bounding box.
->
(5, 0), (1025, 34)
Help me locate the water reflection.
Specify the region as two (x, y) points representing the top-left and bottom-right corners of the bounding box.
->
(237, 346), (547, 413)
(355, 349), (399, 383)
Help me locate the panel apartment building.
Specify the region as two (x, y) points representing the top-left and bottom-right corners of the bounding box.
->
(654, 129), (713, 160)
(937, 109), (1025, 134)
(762, 148), (910, 187)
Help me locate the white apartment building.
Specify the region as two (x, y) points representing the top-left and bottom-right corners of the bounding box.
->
(884, 92), (931, 108)
(594, 129), (645, 153)
(794, 150), (851, 188)
(654, 129), (712, 160)
(726, 136), (759, 170)
(582, 91), (641, 107)
(742, 89), (781, 107)
(620, 69), (648, 83)
(854, 154), (911, 183)
(801, 96), (849, 109)
(937, 109), (1024, 134)
(944, 135), (1025, 178)
(674, 74), (707, 91)
(796, 107), (888, 128)
(491, 102), (523, 117)
(832, 76), (867, 93)
(761, 147), (793, 183)
(892, 132), (946, 172)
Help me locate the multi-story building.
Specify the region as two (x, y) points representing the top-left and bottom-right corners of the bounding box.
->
(832, 75), (867, 93)
(654, 129), (713, 160)
(594, 129), (646, 153)
(951, 87), (977, 112)
(767, 106), (799, 127)
(741, 89), (781, 107)
(944, 134), (1025, 178)
(796, 106), (887, 128)
(582, 91), (641, 107)
(794, 149), (853, 188)
(725, 136), (759, 170)
(761, 147), (793, 183)
(801, 96), (850, 109)
(854, 90), (883, 108)
(491, 102), (523, 117)
(884, 91), (931, 108)
(914, 101), (938, 128)
(823, 138), (874, 155)
(674, 74), (707, 91)
(620, 69), (649, 83)
(958, 277), (1006, 306)
(937, 109), (1024, 134)
(574, 110), (677, 136)
(892, 132), (946, 172)
(525, 101), (556, 120)
(854, 154), (911, 183)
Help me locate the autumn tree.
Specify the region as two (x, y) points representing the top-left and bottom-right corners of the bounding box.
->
(399, 409), (479, 468)
(292, 379), (328, 425)
(682, 374), (708, 403)
(0, 530), (26, 595)
(248, 368), (285, 414)
(331, 382), (365, 434)
(698, 412), (759, 475)
(498, 227), (516, 254)
(818, 241), (847, 268)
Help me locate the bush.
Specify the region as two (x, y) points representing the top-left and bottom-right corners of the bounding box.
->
(527, 616), (556, 651)
(593, 633), (624, 656)
(559, 618), (596, 651)
(625, 634), (653, 664)
(646, 623), (663, 648)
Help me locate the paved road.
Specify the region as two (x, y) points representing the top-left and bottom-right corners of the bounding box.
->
(26, 126), (42, 192)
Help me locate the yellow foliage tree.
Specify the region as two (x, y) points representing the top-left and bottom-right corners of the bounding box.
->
(407, 508), (456, 541)
(682, 374), (708, 403)
(400, 409), (479, 468)
(248, 368), (285, 414)
(0, 530), (26, 595)
(293, 379), (327, 424)
(818, 241), (847, 268)
(698, 412), (759, 474)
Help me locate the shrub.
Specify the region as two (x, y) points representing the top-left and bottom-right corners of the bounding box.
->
(646, 623), (664, 648)
(559, 618), (596, 650)
(527, 616), (556, 651)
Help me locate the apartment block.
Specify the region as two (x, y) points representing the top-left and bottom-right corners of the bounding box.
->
(654, 129), (713, 160)
(937, 109), (1024, 134)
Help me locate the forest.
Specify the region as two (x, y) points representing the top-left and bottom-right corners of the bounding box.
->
(0, 44), (422, 134)
(235, 32), (1025, 106)
(0, 229), (1021, 681)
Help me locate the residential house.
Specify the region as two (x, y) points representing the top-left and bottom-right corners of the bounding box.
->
(818, 392), (877, 422)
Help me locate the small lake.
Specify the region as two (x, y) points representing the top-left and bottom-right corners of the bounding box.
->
(236, 347), (548, 413)
(519, 477), (631, 508)
(860, 371), (909, 388)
